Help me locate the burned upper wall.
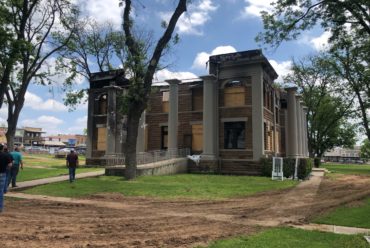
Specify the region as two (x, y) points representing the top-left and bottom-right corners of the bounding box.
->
(90, 69), (129, 89)
(208, 49), (278, 82)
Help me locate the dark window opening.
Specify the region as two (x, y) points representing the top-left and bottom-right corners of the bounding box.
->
(224, 122), (245, 149)
(161, 126), (168, 149)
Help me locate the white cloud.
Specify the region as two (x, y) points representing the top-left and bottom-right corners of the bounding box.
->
(310, 31), (331, 51)
(192, 45), (237, 70)
(160, 0), (218, 35)
(25, 92), (68, 112)
(268, 59), (293, 83)
(154, 69), (198, 82)
(21, 115), (64, 134)
(76, 115), (87, 125)
(242, 0), (274, 18)
(0, 107), (7, 120)
(67, 115), (87, 134)
(77, 0), (123, 29)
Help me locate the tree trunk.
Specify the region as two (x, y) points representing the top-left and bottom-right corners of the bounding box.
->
(355, 90), (370, 141)
(123, 106), (144, 180)
(6, 103), (23, 152)
(121, 0), (188, 180)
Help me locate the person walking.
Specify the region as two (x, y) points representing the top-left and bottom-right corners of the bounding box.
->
(66, 150), (79, 183)
(3, 145), (13, 193)
(0, 144), (13, 213)
(9, 146), (23, 188)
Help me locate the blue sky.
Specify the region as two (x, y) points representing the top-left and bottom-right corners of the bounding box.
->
(0, 0), (330, 136)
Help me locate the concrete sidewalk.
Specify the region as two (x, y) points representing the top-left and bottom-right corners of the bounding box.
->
(8, 170), (105, 190)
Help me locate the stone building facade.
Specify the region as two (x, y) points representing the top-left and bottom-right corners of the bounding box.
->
(86, 50), (309, 174)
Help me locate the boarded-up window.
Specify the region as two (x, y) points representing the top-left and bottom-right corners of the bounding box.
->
(264, 123), (269, 151)
(192, 124), (203, 152)
(192, 89), (203, 111)
(224, 86), (245, 107)
(264, 123), (273, 151)
(275, 130), (280, 153)
(97, 127), (106, 151)
(162, 91), (169, 113)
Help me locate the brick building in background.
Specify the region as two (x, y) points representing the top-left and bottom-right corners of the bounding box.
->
(86, 50), (309, 174)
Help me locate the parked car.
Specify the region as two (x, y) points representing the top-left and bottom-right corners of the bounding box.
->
(75, 147), (86, 155)
(57, 148), (73, 155)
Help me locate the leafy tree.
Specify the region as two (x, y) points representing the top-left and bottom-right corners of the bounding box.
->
(1, 0), (78, 150)
(360, 139), (370, 159)
(285, 55), (356, 157)
(256, 0), (370, 48)
(256, 0), (370, 142)
(328, 35), (370, 141)
(119, 0), (188, 179)
(55, 19), (126, 109)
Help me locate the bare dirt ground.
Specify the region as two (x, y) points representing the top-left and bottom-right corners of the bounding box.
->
(1, 173), (369, 248)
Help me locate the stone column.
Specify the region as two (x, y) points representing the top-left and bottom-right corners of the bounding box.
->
(296, 96), (303, 157)
(166, 79), (180, 151)
(106, 85), (117, 155)
(285, 87), (298, 157)
(302, 106), (308, 157)
(86, 89), (94, 159)
(252, 67), (264, 160)
(201, 74), (218, 160)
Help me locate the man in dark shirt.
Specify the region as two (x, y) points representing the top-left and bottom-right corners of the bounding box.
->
(66, 150), (79, 183)
(0, 144), (12, 213)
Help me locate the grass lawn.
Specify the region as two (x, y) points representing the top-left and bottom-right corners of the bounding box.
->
(23, 154), (86, 168)
(202, 227), (368, 248)
(23, 174), (298, 199)
(322, 163), (370, 176)
(13, 154), (101, 181)
(313, 198), (370, 229)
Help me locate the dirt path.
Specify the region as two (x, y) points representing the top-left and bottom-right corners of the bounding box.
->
(1, 173), (369, 248)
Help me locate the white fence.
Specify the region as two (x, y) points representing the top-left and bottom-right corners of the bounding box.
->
(105, 148), (190, 166)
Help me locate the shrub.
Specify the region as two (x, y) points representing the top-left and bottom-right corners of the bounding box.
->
(261, 157), (273, 177)
(283, 157), (296, 178)
(298, 158), (313, 180)
(314, 157), (321, 168)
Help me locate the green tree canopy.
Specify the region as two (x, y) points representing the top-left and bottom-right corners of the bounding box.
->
(285, 55), (356, 157)
(360, 139), (370, 159)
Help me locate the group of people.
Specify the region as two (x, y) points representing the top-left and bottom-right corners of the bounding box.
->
(0, 144), (23, 213)
(0, 146), (79, 213)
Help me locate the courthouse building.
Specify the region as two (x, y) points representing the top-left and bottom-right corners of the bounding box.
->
(86, 50), (308, 174)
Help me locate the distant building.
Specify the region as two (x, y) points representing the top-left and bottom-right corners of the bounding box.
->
(324, 146), (362, 163)
(44, 134), (87, 147)
(22, 127), (45, 146)
(0, 127), (45, 146)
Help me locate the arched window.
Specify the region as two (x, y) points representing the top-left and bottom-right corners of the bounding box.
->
(224, 80), (245, 107)
(97, 94), (107, 115)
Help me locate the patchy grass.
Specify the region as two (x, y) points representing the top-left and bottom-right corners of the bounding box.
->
(12, 154), (100, 181)
(322, 163), (370, 176)
(23, 174), (298, 200)
(313, 198), (370, 229)
(23, 154), (86, 168)
(201, 227), (368, 248)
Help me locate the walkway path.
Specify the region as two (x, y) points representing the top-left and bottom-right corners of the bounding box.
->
(9, 170), (105, 190)
(291, 223), (370, 235)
